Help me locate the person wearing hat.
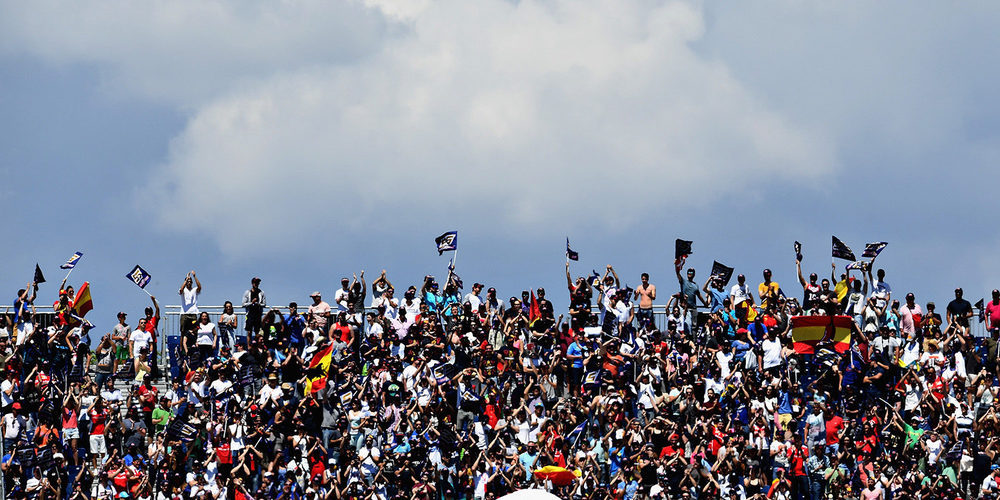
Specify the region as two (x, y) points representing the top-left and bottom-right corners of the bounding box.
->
(307, 291), (332, 332)
(242, 277), (267, 337)
(259, 373), (283, 407)
(112, 311), (130, 373)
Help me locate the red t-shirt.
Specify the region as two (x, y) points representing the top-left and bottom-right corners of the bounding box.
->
(143, 315), (160, 341)
(987, 301), (1000, 330)
(90, 408), (109, 435)
(216, 442), (232, 464)
(787, 445), (808, 476)
(825, 415), (844, 446)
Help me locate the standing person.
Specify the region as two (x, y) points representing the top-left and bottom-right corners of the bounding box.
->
(179, 271), (201, 335)
(675, 267), (704, 333)
(219, 301), (238, 349)
(307, 292), (332, 333)
(947, 288), (974, 335)
(112, 312), (130, 373)
(140, 294), (161, 379)
(374, 287), (400, 321)
(195, 312), (218, 365)
(242, 277), (266, 337)
(634, 273), (657, 328)
(129, 317), (154, 375)
(464, 283), (484, 312)
(702, 275), (728, 314)
(796, 259), (821, 313)
(348, 271), (367, 326)
(986, 289), (1000, 333)
(335, 278), (351, 314)
(899, 293), (923, 339)
(758, 269), (780, 312)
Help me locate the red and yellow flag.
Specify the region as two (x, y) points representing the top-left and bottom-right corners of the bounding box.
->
(790, 315), (852, 355)
(304, 344), (334, 394)
(528, 290), (541, 326)
(72, 282), (94, 318)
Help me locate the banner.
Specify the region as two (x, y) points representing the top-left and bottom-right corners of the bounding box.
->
(566, 238), (579, 261)
(710, 261), (734, 286)
(791, 315), (852, 355)
(60, 251), (83, 270)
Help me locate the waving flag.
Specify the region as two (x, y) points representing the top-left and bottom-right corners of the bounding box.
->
(710, 261), (735, 286)
(304, 344), (334, 394)
(528, 290), (541, 326)
(566, 238), (579, 261)
(831, 236), (856, 261)
(435, 231), (458, 255)
(791, 315), (852, 355)
(674, 239), (693, 270)
(863, 242), (888, 259)
(72, 282), (93, 318)
(568, 420), (588, 448)
(794, 241), (802, 262)
(125, 265), (152, 289)
(34, 264), (46, 284)
(60, 252), (83, 270)
(846, 261), (866, 271)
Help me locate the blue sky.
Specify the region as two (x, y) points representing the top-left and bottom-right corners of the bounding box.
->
(2, 0), (1000, 327)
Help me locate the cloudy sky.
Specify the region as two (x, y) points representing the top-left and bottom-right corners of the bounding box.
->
(2, 0), (999, 324)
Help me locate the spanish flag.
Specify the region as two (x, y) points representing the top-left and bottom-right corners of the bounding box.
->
(790, 315), (851, 355)
(72, 282), (94, 318)
(304, 344), (334, 394)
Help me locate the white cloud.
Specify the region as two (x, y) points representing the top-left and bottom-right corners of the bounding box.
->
(138, 0), (833, 255)
(0, 0), (836, 256)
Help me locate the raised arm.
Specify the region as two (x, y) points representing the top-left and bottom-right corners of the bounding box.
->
(797, 260), (807, 288)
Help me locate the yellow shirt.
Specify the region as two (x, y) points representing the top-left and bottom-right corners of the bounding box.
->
(758, 281), (780, 309)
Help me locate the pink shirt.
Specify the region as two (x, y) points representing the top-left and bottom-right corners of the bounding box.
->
(899, 304), (922, 335)
(986, 301), (1000, 330)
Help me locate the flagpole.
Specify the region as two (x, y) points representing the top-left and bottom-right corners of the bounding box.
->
(63, 266), (75, 285)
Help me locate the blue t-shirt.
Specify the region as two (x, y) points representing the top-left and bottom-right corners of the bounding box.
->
(285, 314), (306, 344)
(567, 342), (584, 369)
(680, 280), (699, 308)
(708, 289), (729, 313)
(519, 452), (537, 480)
(732, 339), (751, 362)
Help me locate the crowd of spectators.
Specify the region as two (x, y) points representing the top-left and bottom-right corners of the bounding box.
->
(4, 259), (1000, 500)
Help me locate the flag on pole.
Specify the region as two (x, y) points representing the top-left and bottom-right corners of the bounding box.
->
(435, 231), (458, 255)
(165, 416), (199, 442)
(845, 261), (866, 271)
(831, 236), (856, 261)
(710, 261), (735, 286)
(794, 241), (802, 262)
(72, 282), (93, 318)
(34, 264), (46, 284)
(125, 265), (152, 289)
(528, 290), (541, 326)
(304, 344), (334, 394)
(674, 239), (693, 270)
(790, 315), (852, 355)
(566, 238), (579, 261)
(863, 242), (888, 259)
(568, 420), (588, 448)
(60, 252), (83, 270)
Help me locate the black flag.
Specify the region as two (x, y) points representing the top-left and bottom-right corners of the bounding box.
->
(33, 264), (46, 284)
(674, 239), (693, 270)
(710, 261), (735, 286)
(831, 236), (856, 261)
(863, 242), (888, 259)
(794, 241), (802, 262)
(566, 238), (579, 261)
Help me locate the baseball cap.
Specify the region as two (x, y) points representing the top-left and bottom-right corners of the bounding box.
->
(310, 291), (321, 297)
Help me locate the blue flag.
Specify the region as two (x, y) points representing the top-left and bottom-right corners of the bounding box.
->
(60, 252), (83, 270)
(435, 231), (458, 255)
(863, 242), (888, 259)
(566, 238), (579, 261)
(125, 265), (152, 289)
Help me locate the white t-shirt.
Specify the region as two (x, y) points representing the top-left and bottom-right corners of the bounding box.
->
(0, 380), (14, 407)
(464, 293), (482, 311)
(372, 296), (398, 319)
(181, 286), (199, 314)
(196, 322), (216, 346)
(334, 288), (350, 312)
(730, 284), (751, 306)
(762, 338), (783, 369)
(129, 329), (153, 357)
